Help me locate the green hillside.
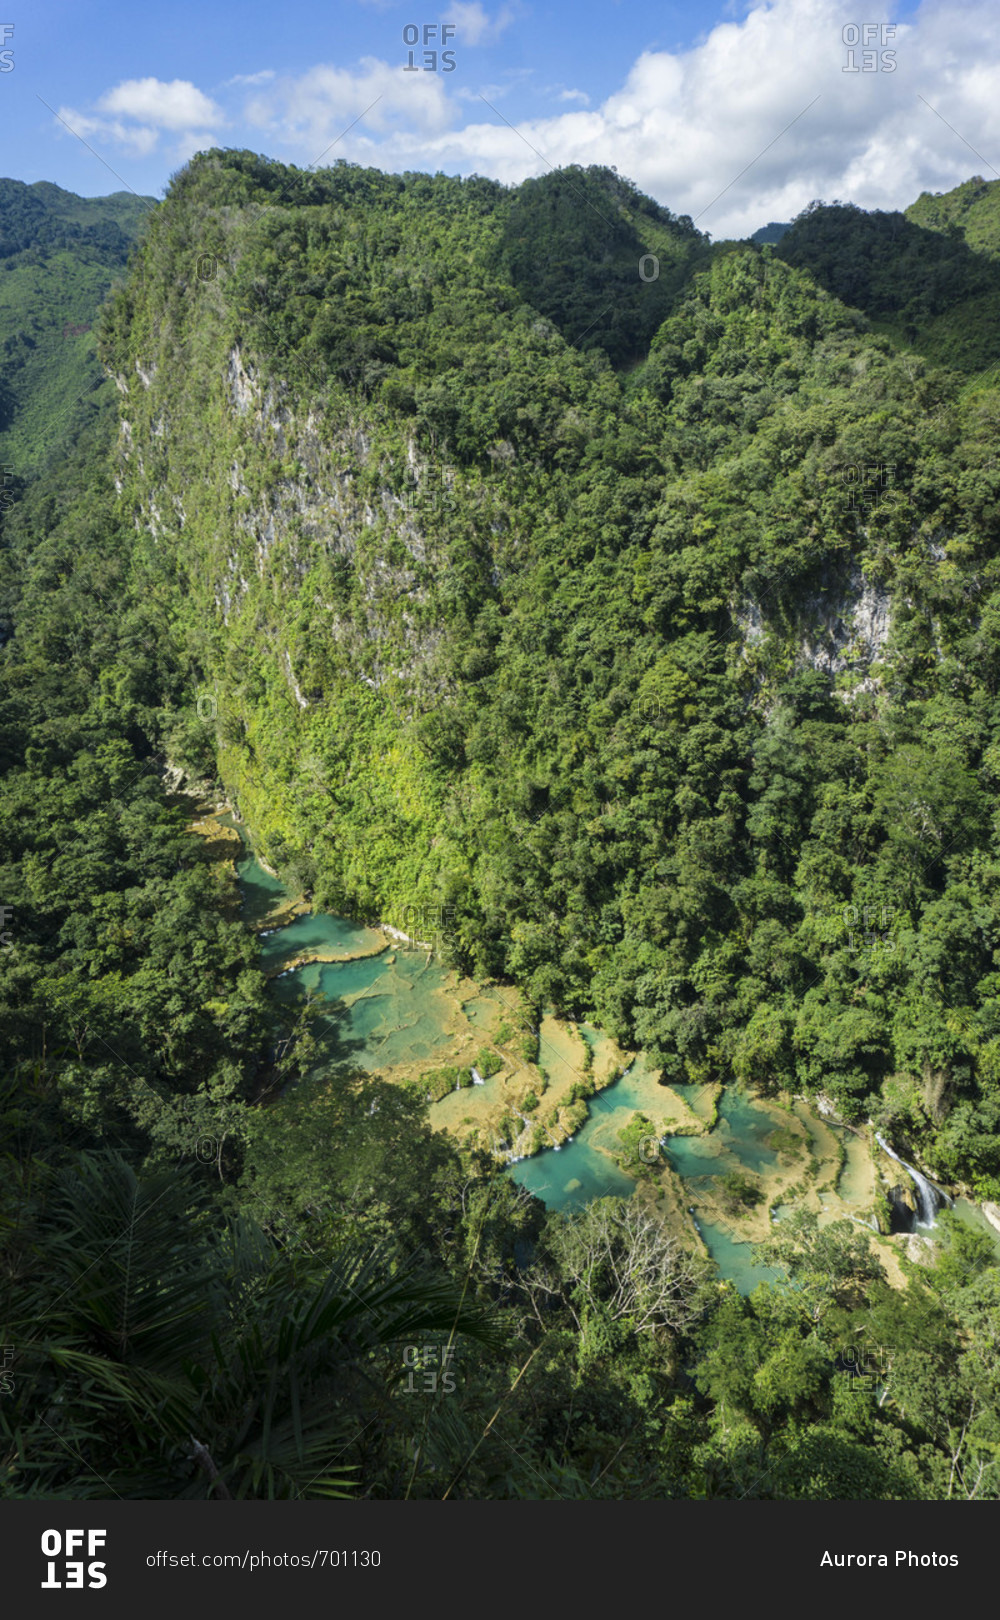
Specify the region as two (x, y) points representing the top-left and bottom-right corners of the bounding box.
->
(4, 154), (1000, 1501)
(750, 221), (791, 245)
(775, 186), (1000, 373)
(498, 165), (713, 366)
(93, 150), (1000, 1184)
(906, 174), (1000, 258)
(0, 177), (156, 473)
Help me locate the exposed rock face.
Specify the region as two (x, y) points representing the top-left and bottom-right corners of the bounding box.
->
(983, 1202), (1000, 1236)
(797, 567), (892, 688)
(737, 563), (893, 697)
(886, 1181), (917, 1228)
(903, 1232), (934, 1264)
(114, 337), (455, 721)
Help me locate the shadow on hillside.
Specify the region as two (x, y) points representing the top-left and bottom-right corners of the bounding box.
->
(774, 200), (1000, 373)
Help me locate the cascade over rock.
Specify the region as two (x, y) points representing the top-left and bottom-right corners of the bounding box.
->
(875, 1134), (952, 1230)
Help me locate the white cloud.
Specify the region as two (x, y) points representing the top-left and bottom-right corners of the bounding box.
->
(171, 130), (223, 164)
(53, 77), (226, 164)
(223, 70), (275, 88)
(98, 78), (224, 131)
(444, 3), (518, 47)
(455, 68), (535, 103)
(244, 0), (1000, 235)
(52, 1), (1000, 237)
(244, 57), (455, 157)
(53, 108), (161, 157)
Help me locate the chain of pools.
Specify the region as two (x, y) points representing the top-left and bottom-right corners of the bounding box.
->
(213, 809), (1000, 1294)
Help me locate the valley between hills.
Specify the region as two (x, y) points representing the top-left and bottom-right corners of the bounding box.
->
(4, 157), (1000, 1500)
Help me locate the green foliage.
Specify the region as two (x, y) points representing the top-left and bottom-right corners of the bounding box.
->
(616, 1112), (660, 1176)
(776, 191), (1000, 371)
(752, 1213), (887, 1319)
(420, 1065), (473, 1102)
(4, 151), (1000, 1501)
(1, 1150), (498, 1498)
(927, 1209), (998, 1294)
(717, 1172), (764, 1213)
(0, 179), (154, 473)
(561, 1099), (589, 1132)
(518, 1031), (541, 1064)
(84, 148), (1000, 1199)
(499, 165), (711, 367)
(767, 1127), (802, 1156)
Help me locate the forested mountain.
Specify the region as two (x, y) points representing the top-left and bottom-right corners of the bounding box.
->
(751, 221), (791, 245)
(3, 155), (1000, 1500)
(775, 175), (1000, 371)
(907, 174), (1000, 258)
(97, 152), (1000, 1190)
(0, 177), (154, 473)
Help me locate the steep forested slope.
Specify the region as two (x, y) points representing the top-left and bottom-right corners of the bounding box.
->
(907, 174), (1000, 259)
(0, 177), (155, 473)
(775, 179), (1000, 371)
(93, 152), (1000, 1196)
(4, 154), (1000, 1503)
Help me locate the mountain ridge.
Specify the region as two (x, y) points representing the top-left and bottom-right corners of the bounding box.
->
(84, 150), (1000, 1193)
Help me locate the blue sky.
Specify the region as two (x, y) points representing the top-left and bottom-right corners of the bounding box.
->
(0, 0), (994, 237)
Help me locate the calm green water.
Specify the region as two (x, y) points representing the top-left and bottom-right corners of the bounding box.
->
(834, 1126), (871, 1205)
(462, 994), (501, 1030)
(668, 1086), (779, 1177)
(227, 820), (994, 1290)
(664, 1087), (784, 1292)
(231, 826), (460, 1073)
(238, 848), (287, 922)
(509, 1067), (784, 1291)
(686, 1217), (783, 1293)
(508, 1068), (640, 1213)
(946, 1197), (1000, 1259)
(262, 910), (383, 962)
(509, 1047), (684, 1212)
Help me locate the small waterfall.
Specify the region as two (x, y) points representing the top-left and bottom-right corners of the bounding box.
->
(875, 1133), (950, 1229)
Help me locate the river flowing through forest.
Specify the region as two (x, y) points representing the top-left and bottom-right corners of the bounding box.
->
(216, 810), (1000, 1293)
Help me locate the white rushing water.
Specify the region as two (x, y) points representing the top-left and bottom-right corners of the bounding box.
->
(875, 1133), (949, 1228)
